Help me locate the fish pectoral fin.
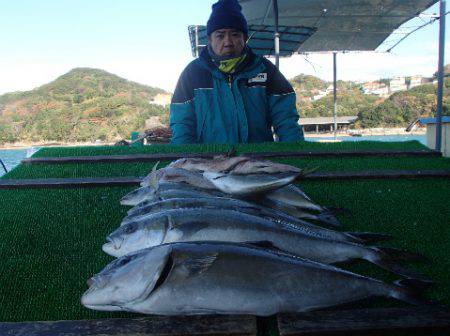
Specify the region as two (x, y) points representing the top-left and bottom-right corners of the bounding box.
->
(183, 253), (218, 276)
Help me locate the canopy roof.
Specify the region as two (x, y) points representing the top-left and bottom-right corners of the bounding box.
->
(188, 25), (316, 57)
(239, 0), (438, 52)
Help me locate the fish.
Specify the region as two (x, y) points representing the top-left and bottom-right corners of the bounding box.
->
(264, 184), (325, 212)
(202, 171), (299, 196)
(121, 182), (223, 207)
(227, 159), (302, 175)
(170, 156), (302, 175)
(121, 186), (156, 206)
(258, 197), (342, 228)
(82, 242), (429, 315)
(169, 156), (249, 173)
(121, 197), (385, 245)
(104, 208), (427, 281)
(141, 167), (216, 190)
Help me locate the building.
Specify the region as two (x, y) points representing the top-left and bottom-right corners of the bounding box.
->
(409, 76), (423, 89)
(312, 91), (328, 101)
(389, 77), (407, 93)
(299, 116), (358, 133)
(362, 81), (389, 97)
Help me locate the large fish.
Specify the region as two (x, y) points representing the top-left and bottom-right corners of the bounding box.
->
(258, 197), (342, 228)
(82, 242), (428, 315)
(121, 197), (385, 244)
(264, 184), (325, 212)
(202, 171), (299, 195)
(104, 208), (426, 281)
(121, 183), (223, 207)
(169, 156), (303, 175)
(169, 156), (249, 173)
(121, 186), (156, 206)
(141, 167), (216, 190)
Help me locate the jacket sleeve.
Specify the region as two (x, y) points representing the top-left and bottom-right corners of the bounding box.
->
(170, 67), (197, 144)
(266, 63), (304, 142)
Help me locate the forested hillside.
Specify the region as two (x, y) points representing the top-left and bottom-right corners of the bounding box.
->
(289, 73), (449, 128)
(0, 67), (448, 145)
(0, 68), (169, 143)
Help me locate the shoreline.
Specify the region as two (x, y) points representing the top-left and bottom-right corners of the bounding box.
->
(305, 127), (426, 138)
(0, 128), (426, 150)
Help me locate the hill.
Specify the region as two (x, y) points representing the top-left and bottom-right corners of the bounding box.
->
(0, 68), (170, 144)
(289, 73), (449, 127)
(357, 80), (450, 128)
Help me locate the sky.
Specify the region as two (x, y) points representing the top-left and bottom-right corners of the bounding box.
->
(0, 0), (448, 95)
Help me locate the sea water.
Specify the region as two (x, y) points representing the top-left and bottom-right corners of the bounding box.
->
(0, 149), (29, 177)
(305, 134), (427, 145)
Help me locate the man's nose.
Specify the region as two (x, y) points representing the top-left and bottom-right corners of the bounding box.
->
(223, 35), (233, 46)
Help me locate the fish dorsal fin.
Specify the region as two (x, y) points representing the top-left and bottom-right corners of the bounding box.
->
(149, 161), (160, 189)
(183, 253), (218, 276)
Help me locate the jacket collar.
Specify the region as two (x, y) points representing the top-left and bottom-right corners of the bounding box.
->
(198, 46), (264, 80)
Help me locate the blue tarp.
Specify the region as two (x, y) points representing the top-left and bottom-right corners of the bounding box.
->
(418, 117), (450, 124)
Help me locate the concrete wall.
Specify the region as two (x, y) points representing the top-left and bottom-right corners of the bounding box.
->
(426, 123), (450, 157)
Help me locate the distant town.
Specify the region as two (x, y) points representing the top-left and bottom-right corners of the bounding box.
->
(304, 75), (437, 102)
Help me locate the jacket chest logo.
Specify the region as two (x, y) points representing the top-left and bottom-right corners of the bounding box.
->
(248, 73), (267, 84)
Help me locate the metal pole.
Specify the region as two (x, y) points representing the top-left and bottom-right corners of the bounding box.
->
(195, 25), (199, 58)
(333, 52), (337, 139)
(273, 0), (280, 68)
(435, 0), (446, 151)
(0, 159), (7, 173)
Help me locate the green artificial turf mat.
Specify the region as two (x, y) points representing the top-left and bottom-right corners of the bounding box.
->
(0, 178), (448, 322)
(3, 156), (450, 180)
(31, 141), (429, 158)
(0, 186), (138, 322)
(298, 178), (450, 306)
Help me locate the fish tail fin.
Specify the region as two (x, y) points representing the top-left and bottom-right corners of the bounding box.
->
(390, 280), (440, 306)
(344, 232), (392, 244)
(315, 211), (342, 227)
(296, 166), (320, 178)
(394, 278), (434, 292)
(376, 246), (427, 262)
(323, 206), (351, 216)
(367, 248), (431, 284)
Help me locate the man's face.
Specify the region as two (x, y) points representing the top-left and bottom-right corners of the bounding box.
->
(208, 29), (245, 57)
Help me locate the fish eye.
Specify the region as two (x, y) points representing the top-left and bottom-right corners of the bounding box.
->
(124, 225), (137, 234)
(116, 255), (132, 267)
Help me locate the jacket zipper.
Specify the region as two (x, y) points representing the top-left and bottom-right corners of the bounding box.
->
(228, 74), (233, 88)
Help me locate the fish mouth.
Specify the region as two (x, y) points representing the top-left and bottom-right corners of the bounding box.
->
(103, 237), (124, 253)
(113, 237), (124, 250)
(87, 277), (95, 287)
(81, 292), (124, 311)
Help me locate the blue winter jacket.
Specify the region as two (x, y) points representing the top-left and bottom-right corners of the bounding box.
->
(170, 47), (304, 144)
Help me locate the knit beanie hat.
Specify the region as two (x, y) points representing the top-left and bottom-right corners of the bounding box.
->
(206, 0), (248, 36)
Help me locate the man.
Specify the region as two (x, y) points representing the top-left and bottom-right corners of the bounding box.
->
(170, 0), (304, 144)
